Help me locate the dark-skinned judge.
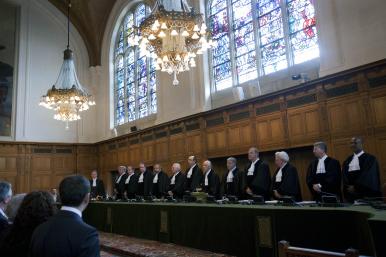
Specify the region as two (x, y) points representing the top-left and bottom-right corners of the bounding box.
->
(168, 163), (187, 199)
(114, 166), (128, 200)
(342, 137), (381, 202)
(272, 151), (302, 201)
(306, 142), (341, 201)
(184, 156), (203, 192)
(221, 157), (242, 198)
(243, 147), (271, 200)
(124, 166), (138, 199)
(137, 162), (154, 197)
(202, 160), (221, 199)
(89, 170), (106, 199)
(152, 164), (170, 198)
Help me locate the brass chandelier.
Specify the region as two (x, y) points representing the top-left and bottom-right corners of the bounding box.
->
(39, 0), (95, 129)
(129, 0), (216, 85)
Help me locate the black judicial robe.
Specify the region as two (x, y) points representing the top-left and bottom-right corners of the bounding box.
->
(169, 172), (186, 199)
(306, 157), (342, 201)
(114, 173), (128, 199)
(243, 160), (271, 200)
(221, 168), (242, 198)
(184, 165), (203, 192)
(152, 171), (170, 198)
(202, 170), (221, 199)
(137, 170), (154, 196)
(272, 163), (302, 202)
(342, 153), (381, 202)
(125, 173), (139, 199)
(89, 179), (106, 198)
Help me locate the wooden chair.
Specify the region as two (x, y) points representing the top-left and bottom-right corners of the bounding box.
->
(278, 241), (367, 257)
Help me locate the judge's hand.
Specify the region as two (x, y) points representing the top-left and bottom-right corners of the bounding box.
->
(313, 184), (322, 193)
(114, 188), (118, 193)
(347, 185), (355, 193)
(274, 190), (282, 199)
(168, 191), (173, 196)
(246, 187), (253, 195)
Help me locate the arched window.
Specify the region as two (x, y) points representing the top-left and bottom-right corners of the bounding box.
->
(113, 3), (157, 126)
(208, 0), (319, 91)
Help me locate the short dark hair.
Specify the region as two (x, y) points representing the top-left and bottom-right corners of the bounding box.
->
(59, 175), (90, 207)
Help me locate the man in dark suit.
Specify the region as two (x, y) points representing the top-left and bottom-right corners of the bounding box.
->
(124, 166), (139, 199)
(221, 157), (242, 198)
(272, 151), (302, 202)
(168, 163), (186, 199)
(89, 170), (106, 199)
(0, 181), (12, 232)
(137, 162), (154, 197)
(152, 164), (170, 198)
(29, 175), (100, 257)
(342, 137), (382, 202)
(243, 147), (271, 200)
(184, 156), (203, 192)
(202, 160), (221, 199)
(306, 141), (342, 201)
(114, 166), (128, 200)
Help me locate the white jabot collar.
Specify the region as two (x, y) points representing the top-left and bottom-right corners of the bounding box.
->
(0, 208), (8, 220)
(61, 206), (82, 218)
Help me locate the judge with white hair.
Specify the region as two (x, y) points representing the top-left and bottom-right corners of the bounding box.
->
(272, 151), (302, 201)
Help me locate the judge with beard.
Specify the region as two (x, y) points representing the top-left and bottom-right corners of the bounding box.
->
(114, 166), (128, 200)
(168, 163), (187, 199)
(221, 157), (242, 198)
(272, 151), (302, 202)
(184, 156), (203, 192)
(202, 160), (221, 199)
(243, 147), (271, 200)
(342, 137), (381, 202)
(306, 142), (342, 201)
(152, 164), (170, 198)
(137, 162), (154, 197)
(124, 166), (138, 199)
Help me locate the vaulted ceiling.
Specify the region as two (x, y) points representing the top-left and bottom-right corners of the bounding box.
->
(48, 0), (117, 66)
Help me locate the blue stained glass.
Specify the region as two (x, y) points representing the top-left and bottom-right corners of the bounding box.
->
(213, 52), (231, 66)
(287, 0), (316, 33)
(149, 72), (156, 93)
(150, 93), (157, 113)
(232, 0), (253, 30)
(210, 8), (229, 38)
(214, 61), (232, 80)
(261, 39), (287, 74)
(135, 4), (147, 26)
(116, 27), (124, 56)
(138, 97), (148, 118)
(211, 0), (227, 13)
(127, 82), (135, 102)
(212, 36), (230, 57)
(259, 19), (284, 46)
(138, 77), (148, 98)
(116, 105), (125, 125)
(234, 24), (254, 47)
(258, 0), (281, 16)
(127, 102), (136, 121)
(137, 57), (147, 78)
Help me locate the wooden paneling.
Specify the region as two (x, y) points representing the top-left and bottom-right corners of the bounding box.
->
(227, 121), (253, 154)
(256, 113), (286, 150)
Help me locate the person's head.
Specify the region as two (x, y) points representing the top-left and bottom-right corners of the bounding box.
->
(127, 166), (134, 175)
(118, 166), (126, 175)
(154, 164), (161, 173)
(248, 147), (259, 161)
(5, 193), (26, 222)
(172, 163), (181, 174)
(226, 157), (237, 170)
(91, 170), (98, 179)
(188, 156), (197, 167)
(202, 160), (212, 173)
(313, 141), (327, 158)
(0, 181), (12, 209)
(139, 162), (146, 173)
(59, 175), (90, 211)
(350, 137), (363, 153)
(275, 151), (289, 168)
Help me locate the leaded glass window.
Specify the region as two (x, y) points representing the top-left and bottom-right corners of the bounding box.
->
(208, 0), (319, 91)
(113, 3), (157, 126)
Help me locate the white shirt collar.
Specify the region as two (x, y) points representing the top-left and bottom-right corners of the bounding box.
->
(187, 164), (196, 178)
(61, 206), (82, 218)
(247, 158), (259, 175)
(116, 173), (124, 183)
(316, 155), (328, 174)
(0, 208), (8, 220)
(171, 171), (180, 185)
(354, 150), (364, 157)
(319, 154), (328, 161)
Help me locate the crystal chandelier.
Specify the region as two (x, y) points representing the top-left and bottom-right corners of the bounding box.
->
(129, 0), (216, 86)
(39, 0), (95, 129)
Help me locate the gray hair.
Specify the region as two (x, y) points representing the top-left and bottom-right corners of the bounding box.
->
(314, 141), (327, 152)
(204, 160), (212, 168)
(275, 151), (290, 162)
(227, 157), (237, 164)
(0, 181), (12, 203)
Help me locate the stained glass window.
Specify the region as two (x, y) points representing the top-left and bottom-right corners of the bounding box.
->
(207, 0), (319, 91)
(113, 3), (156, 126)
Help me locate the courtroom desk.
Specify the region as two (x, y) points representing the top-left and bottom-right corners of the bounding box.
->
(83, 202), (386, 257)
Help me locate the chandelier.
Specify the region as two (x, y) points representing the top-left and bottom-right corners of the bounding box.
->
(129, 0), (216, 86)
(39, 0), (95, 129)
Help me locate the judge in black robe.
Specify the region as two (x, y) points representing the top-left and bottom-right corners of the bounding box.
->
(184, 156), (203, 192)
(168, 163), (187, 199)
(202, 160), (221, 199)
(272, 151), (302, 202)
(306, 142), (341, 201)
(243, 147), (271, 200)
(89, 170), (106, 199)
(221, 157), (242, 198)
(114, 166), (128, 200)
(151, 164), (170, 198)
(137, 162), (154, 197)
(125, 166), (139, 199)
(342, 137), (382, 202)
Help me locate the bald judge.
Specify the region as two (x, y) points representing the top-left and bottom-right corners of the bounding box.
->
(342, 137), (381, 202)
